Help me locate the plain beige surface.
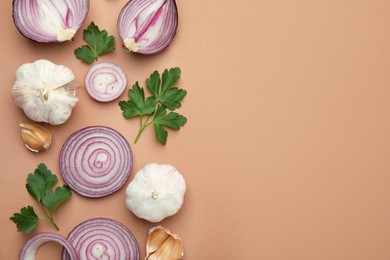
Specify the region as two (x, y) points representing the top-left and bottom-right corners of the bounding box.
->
(1, 0), (390, 259)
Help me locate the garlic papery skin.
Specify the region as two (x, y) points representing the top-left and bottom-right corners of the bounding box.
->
(146, 226), (183, 260)
(126, 163), (186, 223)
(12, 60), (79, 125)
(20, 122), (52, 153)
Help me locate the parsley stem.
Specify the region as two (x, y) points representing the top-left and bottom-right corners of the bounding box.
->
(135, 118), (153, 143)
(37, 202), (59, 231)
(134, 128), (144, 143)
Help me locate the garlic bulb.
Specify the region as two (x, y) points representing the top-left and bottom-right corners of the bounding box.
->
(20, 122), (52, 152)
(146, 226), (183, 260)
(12, 60), (78, 125)
(126, 163), (186, 223)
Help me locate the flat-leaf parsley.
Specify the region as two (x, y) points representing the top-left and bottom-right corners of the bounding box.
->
(10, 163), (72, 233)
(119, 67), (187, 144)
(74, 22), (115, 64)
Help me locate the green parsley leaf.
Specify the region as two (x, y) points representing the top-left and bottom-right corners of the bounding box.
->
(161, 67), (181, 94)
(74, 22), (115, 64)
(119, 67), (187, 144)
(42, 185), (72, 213)
(119, 82), (156, 119)
(26, 163), (58, 201)
(74, 45), (95, 64)
(153, 106), (187, 144)
(159, 87), (187, 110)
(10, 206), (39, 234)
(11, 164), (72, 233)
(146, 68), (186, 110)
(146, 71), (161, 97)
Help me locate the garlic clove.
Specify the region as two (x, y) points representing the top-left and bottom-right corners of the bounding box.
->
(20, 122), (52, 152)
(146, 226), (183, 260)
(146, 227), (170, 254)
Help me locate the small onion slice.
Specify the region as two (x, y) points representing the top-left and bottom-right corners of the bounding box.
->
(20, 232), (77, 260)
(13, 0), (89, 43)
(117, 0), (178, 54)
(59, 126), (133, 198)
(85, 62), (127, 102)
(61, 218), (140, 260)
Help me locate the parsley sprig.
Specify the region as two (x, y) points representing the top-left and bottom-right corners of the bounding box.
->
(74, 22), (115, 64)
(119, 67), (187, 144)
(10, 163), (72, 233)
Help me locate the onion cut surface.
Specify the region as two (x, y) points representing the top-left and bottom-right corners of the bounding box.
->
(61, 218), (140, 260)
(13, 0), (89, 42)
(59, 126), (133, 198)
(85, 62), (127, 102)
(117, 0), (178, 54)
(20, 233), (77, 260)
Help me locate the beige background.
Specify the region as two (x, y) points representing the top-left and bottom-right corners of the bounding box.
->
(1, 0), (390, 259)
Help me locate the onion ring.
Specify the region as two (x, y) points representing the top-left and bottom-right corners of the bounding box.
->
(61, 218), (139, 260)
(20, 232), (77, 260)
(59, 126), (133, 198)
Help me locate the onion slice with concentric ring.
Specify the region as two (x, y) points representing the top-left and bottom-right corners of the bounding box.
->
(20, 233), (77, 260)
(59, 126), (133, 198)
(13, 0), (89, 43)
(117, 0), (178, 54)
(85, 62), (127, 102)
(61, 218), (139, 260)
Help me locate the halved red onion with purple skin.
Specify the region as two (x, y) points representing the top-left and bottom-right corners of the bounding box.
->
(59, 126), (133, 198)
(62, 218), (139, 260)
(85, 62), (127, 102)
(20, 232), (77, 260)
(117, 0), (178, 55)
(13, 0), (89, 43)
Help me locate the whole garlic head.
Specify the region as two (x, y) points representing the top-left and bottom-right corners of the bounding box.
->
(126, 163), (186, 223)
(11, 59), (78, 125)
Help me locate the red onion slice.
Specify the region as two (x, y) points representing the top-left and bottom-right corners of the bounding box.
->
(85, 62), (127, 102)
(62, 218), (139, 260)
(117, 0), (178, 54)
(20, 232), (77, 260)
(59, 126), (133, 198)
(13, 0), (89, 42)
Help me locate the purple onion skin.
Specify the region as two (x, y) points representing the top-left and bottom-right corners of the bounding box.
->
(20, 232), (78, 260)
(12, 0), (90, 43)
(62, 217), (140, 260)
(118, 0), (179, 55)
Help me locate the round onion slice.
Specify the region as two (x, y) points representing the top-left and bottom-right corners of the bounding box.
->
(117, 0), (178, 54)
(59, 126), (133, 198)
(85, 62), (127, 102)
(13, 0), (89, 43)
(61, 218), (139, 260)
(20, 232), (77, 260)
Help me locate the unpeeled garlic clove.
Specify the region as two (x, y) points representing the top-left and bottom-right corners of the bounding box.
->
(20, 122), (52, 152)
(146, 226), (183, 260)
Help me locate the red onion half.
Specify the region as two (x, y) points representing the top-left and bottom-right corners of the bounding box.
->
(117, 0), (178, 54)
(59, 126), (133, 198)
(13, 0), (89, 42)
(62, 218), (139, 260)
(85, 62), (127, 102)
(20, 233), (77, 260)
